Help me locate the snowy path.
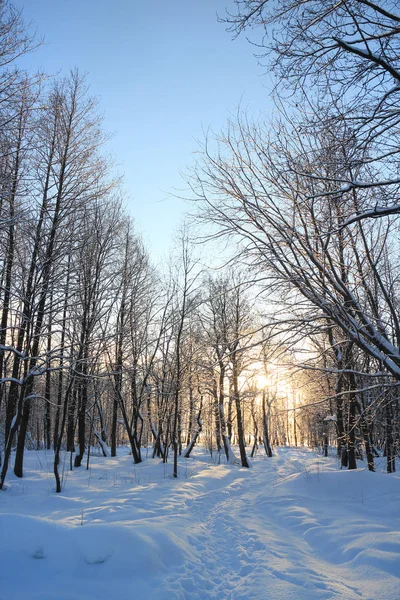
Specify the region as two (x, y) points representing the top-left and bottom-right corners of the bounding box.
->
(156, 452), (399, 600)
(0, 448), (399, 599)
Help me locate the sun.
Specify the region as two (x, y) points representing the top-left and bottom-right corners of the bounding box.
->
(255, 373), (269, 389)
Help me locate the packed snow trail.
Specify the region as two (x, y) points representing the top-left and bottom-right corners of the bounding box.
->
(0, 447), (399, 599)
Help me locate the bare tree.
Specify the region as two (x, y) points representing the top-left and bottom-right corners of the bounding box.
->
(224, 0), (400, 222)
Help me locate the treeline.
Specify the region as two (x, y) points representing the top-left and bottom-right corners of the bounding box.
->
(0, 1), (399, 492)
(0, 3), (277, 489)
(191, 0), (400, 472)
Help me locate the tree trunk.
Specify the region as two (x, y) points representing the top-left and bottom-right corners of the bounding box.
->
(233, 363), (249, 468)
(54, 378), (74, 492)
(386, 402), (395, 473)
(182, 397), (203, 458)
(262, 391), (272, 457)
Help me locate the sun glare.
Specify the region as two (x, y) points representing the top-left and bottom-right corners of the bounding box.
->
(255, 374), (269, 389)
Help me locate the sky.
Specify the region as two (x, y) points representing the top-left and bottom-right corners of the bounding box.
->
(14, 0), (273, 261)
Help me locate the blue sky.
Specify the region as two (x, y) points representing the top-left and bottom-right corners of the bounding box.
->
(15, 0), (272, 260)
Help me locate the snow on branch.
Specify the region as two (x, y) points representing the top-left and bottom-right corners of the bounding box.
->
(342, 203), (400, 227)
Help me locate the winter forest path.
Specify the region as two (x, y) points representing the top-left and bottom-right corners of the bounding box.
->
(0, 447), (399, 599)
(158, 449), (398, 600)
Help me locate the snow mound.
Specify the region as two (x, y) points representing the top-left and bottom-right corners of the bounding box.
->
(0, 512), (187, 600)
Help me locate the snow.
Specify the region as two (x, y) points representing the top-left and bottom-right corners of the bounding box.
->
(0, 447), (399, 599)
(323, 414), (337, 422)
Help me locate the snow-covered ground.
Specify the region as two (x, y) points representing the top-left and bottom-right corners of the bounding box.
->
(0, 446), (399, 600)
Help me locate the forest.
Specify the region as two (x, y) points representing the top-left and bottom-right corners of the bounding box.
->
(0, 0), (398, 490)
(0, 1), (399, 599)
